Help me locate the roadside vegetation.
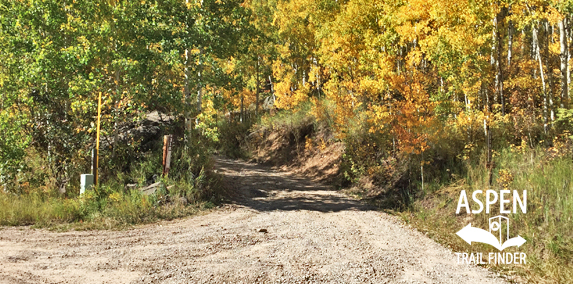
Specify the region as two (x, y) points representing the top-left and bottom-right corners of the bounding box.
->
(402, 146), (573, 283)
(0, 183), (217, 230)
(232, 102), (573, 283)
(0, 0), (246, 229)
(2, 0), (573, 282)
(0, 141), (223, 229)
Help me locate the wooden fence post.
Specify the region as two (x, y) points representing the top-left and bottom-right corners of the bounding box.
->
(162, 135), (173, 177)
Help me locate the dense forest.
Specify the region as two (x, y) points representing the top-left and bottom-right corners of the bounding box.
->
(1, 0), (573, 281)
(2, 0), (573, 190)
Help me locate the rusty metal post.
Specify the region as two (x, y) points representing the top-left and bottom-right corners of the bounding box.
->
(162, 135), (173, 177)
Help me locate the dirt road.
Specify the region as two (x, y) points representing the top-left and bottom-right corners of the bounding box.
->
(0, 158), (505, 283)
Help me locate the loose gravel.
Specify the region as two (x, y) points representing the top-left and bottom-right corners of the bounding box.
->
(0, 158), (506, 283)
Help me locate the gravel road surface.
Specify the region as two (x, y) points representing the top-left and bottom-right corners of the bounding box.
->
(0, 158), (506, 283)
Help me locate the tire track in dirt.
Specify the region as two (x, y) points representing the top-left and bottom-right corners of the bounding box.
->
(0, 157), (506, 283)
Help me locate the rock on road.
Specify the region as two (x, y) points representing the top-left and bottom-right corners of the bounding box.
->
(0, 158), (506, 284)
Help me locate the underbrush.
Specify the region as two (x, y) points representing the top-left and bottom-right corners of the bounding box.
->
(0, 137), (223, 230)
(217, 118), (253, 159)
(402, 146), (573, 283)
(238, 101), (573, 283)
(0, 182), (219, 231)
(0, 173), (220, 230)
(218, 101), (320, 163)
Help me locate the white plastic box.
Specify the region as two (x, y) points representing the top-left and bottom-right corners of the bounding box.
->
(80, 174), (94, 194)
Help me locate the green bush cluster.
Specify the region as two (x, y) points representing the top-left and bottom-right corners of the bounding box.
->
(217, 120), (254, 159)
(0, 137), (222, 229)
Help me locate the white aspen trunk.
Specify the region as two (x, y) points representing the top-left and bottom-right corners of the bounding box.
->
(184, 0), (192, 146)
(255, 56), (260, 117)
(522, 29), (526, 58)
(565, 18), (571, 101)
(240, 93), (244, 123)
(532, 25), (538, 61)
(508, 22), (513, 67)
(465, 93), (471, 141)
(482, 82), (492, 186)
(491, 15), (499, 108)
(560, 18), (569, 108)
(508, 6), (513, 67)
(314, 57), (321, 94)
(196, 47), (203, 114)
(545, 22), (555, 123)
(494, 7), (505, 115)
(269, 75), (275, 94)
(565, 17), (571, 101)
(533, 24), (548, 134)
(184, 48), (192, 145)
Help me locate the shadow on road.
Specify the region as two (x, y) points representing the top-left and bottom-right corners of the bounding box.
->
(215, 157), (374, 213)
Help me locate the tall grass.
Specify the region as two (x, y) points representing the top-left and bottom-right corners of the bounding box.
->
(0, 148), (221, 229)
(257, 101), (314, 131)
(0, 185), (216, 230)
(403, 146), (573, 283)
(0, 193), (80, 226)
(232, 103), (572, 282)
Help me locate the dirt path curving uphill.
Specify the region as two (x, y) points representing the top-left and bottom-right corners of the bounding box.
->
(0, 157), (506, 284)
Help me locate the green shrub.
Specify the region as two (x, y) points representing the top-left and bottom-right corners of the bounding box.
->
(0, 192), (81, 226)
(0, 141), (222, 229)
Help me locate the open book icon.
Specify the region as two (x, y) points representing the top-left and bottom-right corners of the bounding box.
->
(456, 223), (526, 251)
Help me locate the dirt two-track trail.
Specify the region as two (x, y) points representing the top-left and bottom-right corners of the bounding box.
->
(0, 158), (506, 284)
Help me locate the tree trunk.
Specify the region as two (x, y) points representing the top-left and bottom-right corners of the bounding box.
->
(565, 15), (571, 102)
(184, 0), (192, 146)
(544, 21), (555, 124)
(507, 7), (513, 68)
(240, 92), (244, 124)
(483, 83), (493, 186)
(560, 18), (569, 108)
(533, 23), (548, 134)
(255, 55), (260, 117)
(507, 26), (513, 67)
(269, 75), (275, 94)
(184, 48), (192, 146)
(486, 118), (493, 186)
(196, 47), (203, 114)
(113, 39), (121, 161)
(493, 6), (506, 115)
(465, 93), (471, 141)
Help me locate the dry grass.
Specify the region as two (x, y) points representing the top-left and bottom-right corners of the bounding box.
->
(402, 147), (573, 283)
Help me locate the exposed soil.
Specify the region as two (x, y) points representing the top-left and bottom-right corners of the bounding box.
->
(0, 157), (506, 283)
(248, 121), (344, 185)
